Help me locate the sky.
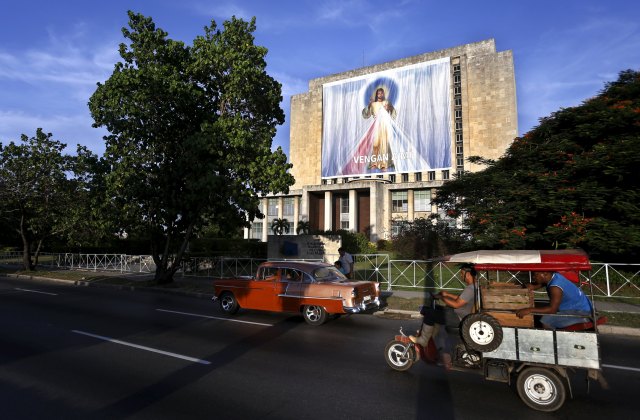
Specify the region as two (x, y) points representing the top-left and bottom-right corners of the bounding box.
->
(1, 0), (639, 159)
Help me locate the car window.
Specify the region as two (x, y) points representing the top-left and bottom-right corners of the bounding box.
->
(282, 268), (302, 282)
(258, 267), (278, 281)
(313, 266), (345, 282)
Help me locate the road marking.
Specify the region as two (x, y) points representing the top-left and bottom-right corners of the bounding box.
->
(602, 364), (640, 373)
(156, 308), (273, 327)
(72, 330), (211, 365)
(15, 287), (58, 296)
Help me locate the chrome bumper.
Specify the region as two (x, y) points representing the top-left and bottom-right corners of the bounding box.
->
(344, 297), (381, 313)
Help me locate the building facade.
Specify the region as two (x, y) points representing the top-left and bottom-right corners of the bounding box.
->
(247, 39), (517, 242)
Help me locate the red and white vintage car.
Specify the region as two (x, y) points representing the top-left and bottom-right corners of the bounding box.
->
(212, 261), (380, 325)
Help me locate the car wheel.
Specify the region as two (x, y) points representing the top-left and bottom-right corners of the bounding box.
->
(302, 305), (327, 326)
(219, 292), (239, 314)
(384, 340), (415, 371)
(461, 313), (503, 352)
(517, 367), (566, 412)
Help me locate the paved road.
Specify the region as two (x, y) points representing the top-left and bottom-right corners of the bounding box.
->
(1, 276), (640, 419)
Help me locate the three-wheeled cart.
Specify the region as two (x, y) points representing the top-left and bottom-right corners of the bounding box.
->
(385, 249), (607, 412)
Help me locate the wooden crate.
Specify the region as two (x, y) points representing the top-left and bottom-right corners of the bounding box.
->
(481, 283), (533, 310)
(481, 283), (534, 327)
(484, 311), (534, 328)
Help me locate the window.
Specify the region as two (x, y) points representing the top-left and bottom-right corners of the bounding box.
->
(389, 174), (396, 183)
(392, 191), (408, 212)
(455, 96), (462, 106)
(251, 222), (263, 239)
(415, 172), (422, 182)
(428, 171), (436, 181)
(283, 197), (294, 217)
(258, 266), (278, 281)
(340, 196), (349, 229)
(455, 109), (462, 118)
(391, 219), (409, 237)
(456, 145), (464, 155)
(454, 74), (461, 83)
(455, 120), (463, 130)
(457, 157), (465, 167)
(442, 170), (450, 180)
(267, 198), (278, 217)
(414, 190), (431, 212)
(282, 268), (302, 282)
(454, 85), (461, 95)
(453, 64), (460, 72)
(401, 173), (409, 183)
(456, 132), (463, 143)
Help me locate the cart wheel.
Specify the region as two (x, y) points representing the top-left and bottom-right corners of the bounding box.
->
(461, 313), (503, 352)
(384, 340), (416, 371)
(517, 367), (566, 412)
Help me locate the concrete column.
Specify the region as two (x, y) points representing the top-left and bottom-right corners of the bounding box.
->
(408, 190), (415, 222)
(293, 196), (300, 235)
(262, 198), (269, 242)
(324, 191), (332, 232)
(349, 189), (357, 232)
(369, 184), (378, 241)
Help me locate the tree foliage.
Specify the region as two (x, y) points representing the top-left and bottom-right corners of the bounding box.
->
(435, 70), (640, 261)
(0, 129), (100, 269)
(391, 216), (465, 260)
(89, 11), (293, 283)
(270, 218), (290, 235)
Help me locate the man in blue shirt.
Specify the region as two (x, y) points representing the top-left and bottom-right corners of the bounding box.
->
(516, 271), (593, 329)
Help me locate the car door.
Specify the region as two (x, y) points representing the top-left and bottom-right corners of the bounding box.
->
(276, 268), (305, 312)
(239, 266), (277, 310)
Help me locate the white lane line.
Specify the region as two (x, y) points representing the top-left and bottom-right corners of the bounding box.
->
(15, 287), (58, 296)
(156, 308), (273, 327)
(602, 364), (640, 373)
(72, 330), (211, 365)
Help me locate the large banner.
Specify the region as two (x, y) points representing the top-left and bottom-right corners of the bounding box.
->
(321, 57), (451, 178)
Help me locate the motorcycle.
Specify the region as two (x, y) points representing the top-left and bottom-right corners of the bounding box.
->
(384, 293), (482, 372)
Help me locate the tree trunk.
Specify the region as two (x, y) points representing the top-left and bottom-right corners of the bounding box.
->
(19, 215), (33, 271)
(151, 223), (195, 285)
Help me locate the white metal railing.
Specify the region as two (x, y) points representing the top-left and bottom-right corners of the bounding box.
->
(1, 252), (639, 299)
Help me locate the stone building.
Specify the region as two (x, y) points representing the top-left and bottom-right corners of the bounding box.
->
(246, 39), (517, 242)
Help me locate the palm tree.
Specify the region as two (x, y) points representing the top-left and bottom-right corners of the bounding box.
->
(296, 220), (311, 235)
(271, 218), (290, 235)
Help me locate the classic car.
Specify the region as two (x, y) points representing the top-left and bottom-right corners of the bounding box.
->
(212, 261), (380, 325)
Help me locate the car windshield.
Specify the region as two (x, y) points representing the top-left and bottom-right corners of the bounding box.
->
(312, 266), (347, 282)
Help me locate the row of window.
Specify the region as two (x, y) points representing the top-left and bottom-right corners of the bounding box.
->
(453, 60), (464, 175)
(391, 189), (432, 212)
(322, 169), (451, 185)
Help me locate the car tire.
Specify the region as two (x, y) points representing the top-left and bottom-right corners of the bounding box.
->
(517, 367), (566, 412)
(461, 313), (503, 352)
(302, 305), (327, 326)
(219, 292), (239, 314)
(384, 340), (415, 371)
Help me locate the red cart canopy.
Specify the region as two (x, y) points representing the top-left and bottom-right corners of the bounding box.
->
(442, 249), (591, 282)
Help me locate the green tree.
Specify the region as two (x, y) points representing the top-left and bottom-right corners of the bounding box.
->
(296, 220), (310, 235)
(0, 129), (77, 269)
(435, 70), (640, 261)
(271, 218), (290, 235)
(391, 216), (464, 260)
(89, 12), (293, 284)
